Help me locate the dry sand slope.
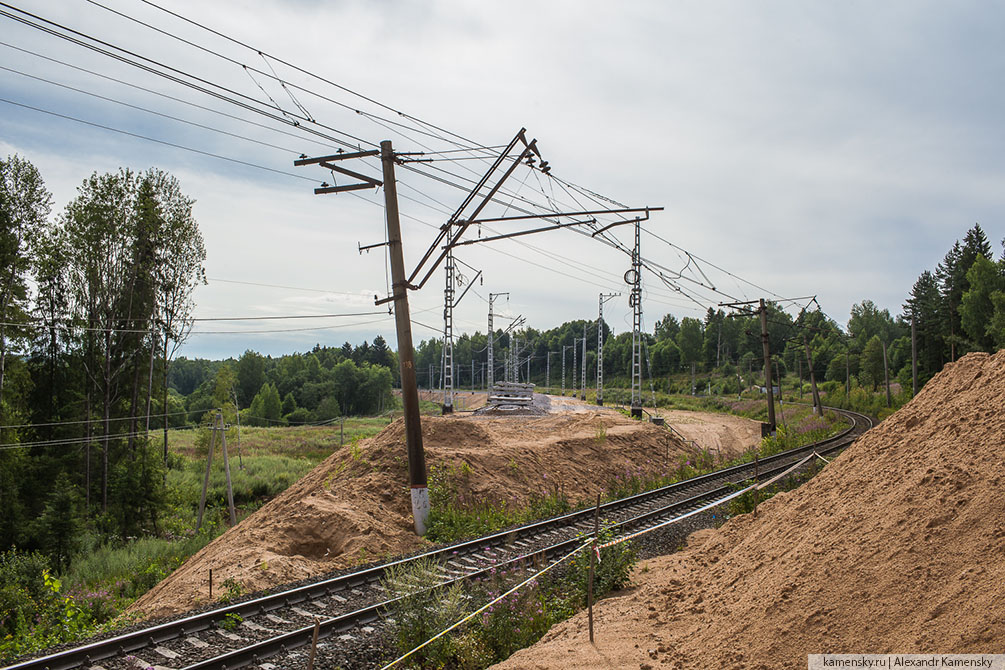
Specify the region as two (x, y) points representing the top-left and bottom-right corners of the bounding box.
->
(494, 351), (1005, 670)
(130, 402), (758, 619)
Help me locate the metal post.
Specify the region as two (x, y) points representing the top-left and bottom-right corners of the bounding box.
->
(572, 338), (578, 399)
(546, 351), (551, 394)
(759, 298), (776, 434)
(562, 344), (571, 396)
(596, 293), (619, 405)
(442, 249), (455, 414)
(630, 219), (643, 417)
(581, 322), (587, 400)
(381, 140), (428, 535)
(488, 292), (508, 390)
(513, 336), (519, 383)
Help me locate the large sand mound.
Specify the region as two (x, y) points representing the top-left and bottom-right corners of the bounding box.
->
(495, 351), (1005, 669)
(131, 405), (751, 619)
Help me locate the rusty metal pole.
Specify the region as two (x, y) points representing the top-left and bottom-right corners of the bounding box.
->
(759, 299), (776, 433)
(381, 140), (429, 535)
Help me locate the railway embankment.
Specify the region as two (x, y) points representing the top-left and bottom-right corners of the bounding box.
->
(130, 405), (732, 619)
(495, 350), (1005, 669)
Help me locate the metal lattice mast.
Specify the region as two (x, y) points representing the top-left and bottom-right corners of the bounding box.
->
(596, 292), (620, 406)
(562, 344), (572, 395)
(580, 323), (587, 400)
(442, 250), (455, 413)
(572, 337), (578, 397)
(488, 292), (507, 389)
(513, 336), (519, 383)
(630, 218), (643, 416)
(546, 351), (553, 393)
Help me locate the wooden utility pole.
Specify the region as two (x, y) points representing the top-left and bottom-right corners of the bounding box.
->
(759, 299), (777, 433)
(196, 414), (216, 532)
(797, 357), (803, 399)
(381, 140), (429, 535)
(882, 340), (891, 408)
(297, 133), (661, 535)
(911, 314), (918, 396)
(803, 335), (821, 414)
(720, 298), (780, 433)
(218, 412), (237, 527)
(845, 343), (850, 395)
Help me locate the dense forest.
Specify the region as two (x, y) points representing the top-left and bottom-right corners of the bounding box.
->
(0, 155), (398, 571)
(170, 339), (395, 426)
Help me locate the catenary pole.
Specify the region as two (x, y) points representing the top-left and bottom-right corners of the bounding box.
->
(381, 140), (429, 535)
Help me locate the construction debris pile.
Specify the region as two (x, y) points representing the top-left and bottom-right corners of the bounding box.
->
(475, 381), (546, 415)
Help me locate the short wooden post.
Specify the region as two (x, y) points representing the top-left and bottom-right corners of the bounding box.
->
(307, 617), (320, 670)
(219, 411), (237, 527)
(588, 493), (601, 643)
(196, 415), (217, 532)
(209, 568), (213, 599)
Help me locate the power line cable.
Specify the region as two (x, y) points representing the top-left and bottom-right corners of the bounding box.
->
(0, 97), (318, 182)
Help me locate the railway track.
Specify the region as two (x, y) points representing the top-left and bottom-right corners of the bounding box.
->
(7, 407), (873, 670)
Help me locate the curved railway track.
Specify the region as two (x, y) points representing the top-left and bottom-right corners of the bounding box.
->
(7, 406), (873, 670)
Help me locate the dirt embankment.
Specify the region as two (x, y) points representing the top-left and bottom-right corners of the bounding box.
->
(494, 352), (1005, 670)
(131, 403), (757, 619)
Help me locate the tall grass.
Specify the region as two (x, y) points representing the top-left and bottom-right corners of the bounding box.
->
(64, 529), (221, 602)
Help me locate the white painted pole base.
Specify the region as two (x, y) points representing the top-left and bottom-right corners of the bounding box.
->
(411, 486), (430, 536)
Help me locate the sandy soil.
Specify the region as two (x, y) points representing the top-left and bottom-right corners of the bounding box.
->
(416, 389), (489, 411)
(494, 351), (1005, 669)
(651, 407), (762, 458)
(130, 399), (758, 619)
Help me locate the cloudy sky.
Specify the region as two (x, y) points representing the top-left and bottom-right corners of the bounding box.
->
(3, 1), (1003, 359)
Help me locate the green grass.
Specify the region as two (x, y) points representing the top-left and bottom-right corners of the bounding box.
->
(64, 529), (222, 603)
(167, 418), (393, 462)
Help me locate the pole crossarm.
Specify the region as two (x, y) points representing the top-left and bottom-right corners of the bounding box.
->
(294, 149), (380, 165)
(463, 206), (663, 226)
(296, 150), (383, 194)
(447, 218), (596, 247)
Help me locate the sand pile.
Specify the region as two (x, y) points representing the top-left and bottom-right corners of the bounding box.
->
(495, 351), (1005, 670)
(131, 406), (742, 619)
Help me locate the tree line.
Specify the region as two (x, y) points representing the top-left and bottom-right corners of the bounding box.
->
(1, 155), (205, 561)
(414, 224), (1000, 401)
(172, 339), (395, 426)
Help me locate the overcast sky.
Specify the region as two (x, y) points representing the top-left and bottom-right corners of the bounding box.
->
(3, 1), (1003, 359)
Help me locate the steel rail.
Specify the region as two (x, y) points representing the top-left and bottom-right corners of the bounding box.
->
(6, 406), (872, 670)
